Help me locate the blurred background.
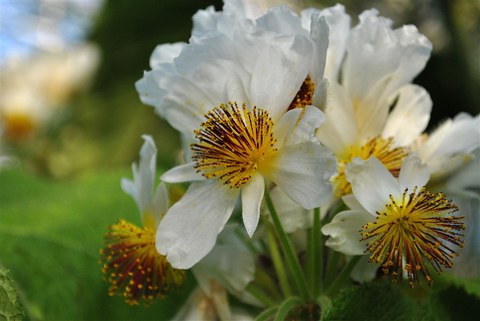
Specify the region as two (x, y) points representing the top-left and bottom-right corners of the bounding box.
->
(0, 0), (478, 320)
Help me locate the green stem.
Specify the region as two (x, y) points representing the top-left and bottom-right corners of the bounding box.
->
(264, 189), (311, 300)
(255, 267), (283, 302)
(307, 208), (323, 297)
(264, 216), (292, 298)
(274, 297), (303, 321)
(255, 306), (279, 321)
(246, 283), (279, 307)
(325, 250), (341, 289)
(325, 256), (361, 296)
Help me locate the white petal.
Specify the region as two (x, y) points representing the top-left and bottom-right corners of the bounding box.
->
(342, 194), (365, 211)
(152, 182), (169, 224)
(321, 210), (372, 256)
(351, 256), (379, 283)
(416, 113), (480, 177)
(346, 157), (401, 214)
(306, 14), (329, 85)
(156, 182), (238, 269)
(256, 5), (305, 35)
(149, 43), (185, 68)
(269, 142), (337, 209)
(193, 225), (255, 295)
(287, 106), (325, 145)
(121, 135), (157, 214)
(341, 10), (431, 139)
(445, 149), (480, 194)
(273, 106), (324, 147)
(249, 35), (313, 121)
(316, 4), (350, 81)
(272, 108), (302, 148)
(161, 162), (205, 183)
(316, 81), (358, 156)
(449, 195), (480, 277)
(382, 85), (432, 147)
(399, 153), (430, 191)
(268, 186), (310, 233)
(241, 174), (265, 237)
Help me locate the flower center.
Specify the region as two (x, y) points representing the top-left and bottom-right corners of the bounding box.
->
(191, 102), (278, 188)
(361, 188), (464, 287)
(288, 75), (315, 110)
(333, 137), (408, 196)
(99, 219), (185, 305)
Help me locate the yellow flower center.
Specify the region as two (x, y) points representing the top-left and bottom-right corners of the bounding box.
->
(99, 219), (185, 305)
(288, 75), (315, 110)
(361, 188), (464, 287)
(333, 137), (408, 196)
(191, 102), (278, 188)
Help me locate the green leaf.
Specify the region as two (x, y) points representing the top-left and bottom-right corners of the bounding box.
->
(0, 267), (24, 321)
(439, 274), (480, 300)
(0, 168), (193, 320)
(323, 279), (479, 321)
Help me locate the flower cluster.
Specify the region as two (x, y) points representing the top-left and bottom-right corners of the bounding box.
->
(100, 0), (479, 318)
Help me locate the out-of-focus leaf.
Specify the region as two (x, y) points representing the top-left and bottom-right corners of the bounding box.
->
(0, 267), (24, 321)
(0, 168), (193, 321)
(324, 280), (450, 321)
(440, 274), (480, 300)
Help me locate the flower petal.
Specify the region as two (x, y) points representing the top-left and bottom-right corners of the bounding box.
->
(161, 162), (205, 183)
(382, 85), (432, 147)
(416, 113), (480, 178)
(149, 43), (185, 68)
(351, 256), (379, 283)
(316, 81), (358, 156)
(241, 174), (265, 237)
(249, 35), (313, 121)
(346, 157), (401, 214)
(398, 153), (430, 192)
(152, 182), (169, 224)
(321, 210), (372, 256)
(121, 135), (157, 215)
(316, 4), (350, 81)
(268, 186), (310, 233)
(269, 142), (336, 209)
(193, 225), (255, 295)
(273, 106), (324, 147)
(156, 181), (238, 269)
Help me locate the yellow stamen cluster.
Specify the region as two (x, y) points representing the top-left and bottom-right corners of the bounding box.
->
(191, 102), (277, 188)
(288, 76), (315, 110)
(361, 187), (464, 287)
(333, 137), (408, 196)
(99, 219), (185, 305)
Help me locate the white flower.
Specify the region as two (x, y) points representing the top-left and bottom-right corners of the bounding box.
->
(158, 104), (336, 269)
(136, 0), (330, 138)
(313, 5), (480, 198)
(135, 1), (337, 269)
(322, 154), (464, 286)
(100, 135), (185, 305)
(0, 44), (99, 141)
(312, 6), (430, 196)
